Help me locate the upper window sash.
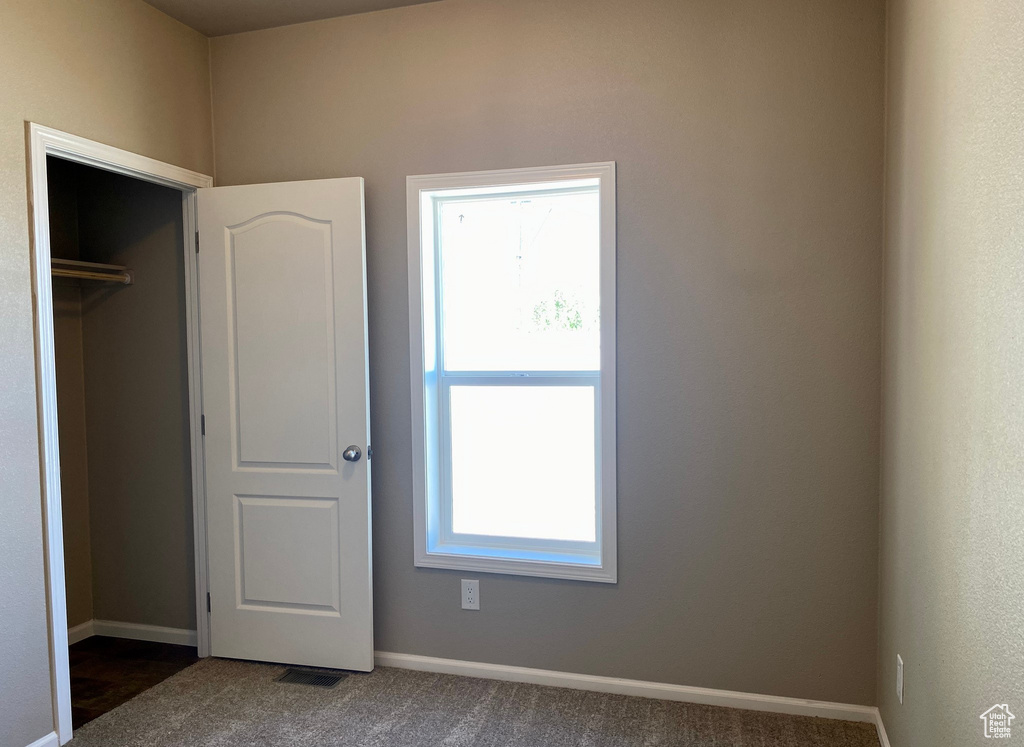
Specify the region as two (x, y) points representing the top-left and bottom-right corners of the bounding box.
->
(431, 183), (602, 374)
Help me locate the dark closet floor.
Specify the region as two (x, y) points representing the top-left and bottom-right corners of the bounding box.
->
(70, 635), (199, 729)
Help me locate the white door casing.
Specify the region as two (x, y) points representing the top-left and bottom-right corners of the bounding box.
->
(198, 178), (372, 670)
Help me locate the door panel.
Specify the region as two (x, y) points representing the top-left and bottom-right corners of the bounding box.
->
(236, 494), (340, 611)
(198, 178), (372, 671)
(231, 213), (336, 468)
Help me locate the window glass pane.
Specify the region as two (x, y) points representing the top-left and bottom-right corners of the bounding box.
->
(449, 386), (596, 542)
(438, 188), (600, 371)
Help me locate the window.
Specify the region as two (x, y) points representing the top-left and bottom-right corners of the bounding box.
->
(407, 163), (616, 582)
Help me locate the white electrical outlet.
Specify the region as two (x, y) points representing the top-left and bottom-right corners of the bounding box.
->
(896, 654), (904, 704)
(461, 579), (480, 610)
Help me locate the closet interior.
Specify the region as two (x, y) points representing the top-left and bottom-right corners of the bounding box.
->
(47, 156), (197, 729)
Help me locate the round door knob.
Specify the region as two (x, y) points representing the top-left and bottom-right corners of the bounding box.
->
(343, 445), (362, 462)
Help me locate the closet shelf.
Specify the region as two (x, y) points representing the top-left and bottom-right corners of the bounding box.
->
(51, 257), (133, 285)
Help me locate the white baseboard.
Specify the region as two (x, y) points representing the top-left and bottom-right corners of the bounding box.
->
(67, 619), (197, 647)
(374, 651), (880, 727)
(874, 709), (891, 747)
(24, 731), (59, 747)
(93, 619), (197, 646)
(67, 619), (94, 645)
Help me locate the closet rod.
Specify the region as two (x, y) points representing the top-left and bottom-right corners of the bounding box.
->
(51, 257), (133, 285)
(51, 267), (133, 285)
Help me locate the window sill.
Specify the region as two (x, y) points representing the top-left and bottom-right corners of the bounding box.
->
(415, 545), (616, 583)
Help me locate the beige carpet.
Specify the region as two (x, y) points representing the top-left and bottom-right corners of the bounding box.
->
(70, 658), (880, 746)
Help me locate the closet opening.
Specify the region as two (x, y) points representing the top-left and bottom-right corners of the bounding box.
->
(28, 124), (212, 745)
(48, 155), (196, 729)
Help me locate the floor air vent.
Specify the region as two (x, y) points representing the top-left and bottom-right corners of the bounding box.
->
(275, 668), (347, 688)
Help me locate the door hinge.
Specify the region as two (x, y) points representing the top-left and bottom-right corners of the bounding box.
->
(207, 592), (211, 613)
(195, 230), (200, 254)
(201, 413), (206, 436)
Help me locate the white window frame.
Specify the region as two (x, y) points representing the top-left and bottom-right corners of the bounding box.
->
(407, 162), (617, 583)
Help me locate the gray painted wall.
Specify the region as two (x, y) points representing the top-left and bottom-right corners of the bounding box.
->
(53, 286), (95, 629)
(0, 2), (212, 742)
(878, 0), (1024, 744)
(211, 0), (886, 705)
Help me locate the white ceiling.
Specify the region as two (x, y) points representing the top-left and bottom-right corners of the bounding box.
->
(143, 0), (444, 37)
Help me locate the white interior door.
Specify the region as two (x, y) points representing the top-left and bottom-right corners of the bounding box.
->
(197, 178), (372, 671)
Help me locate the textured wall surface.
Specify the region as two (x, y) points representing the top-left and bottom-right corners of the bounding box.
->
(0, 1), (212, 743)
(878, 0), (1024, 744)
(212, 0), (886, 705)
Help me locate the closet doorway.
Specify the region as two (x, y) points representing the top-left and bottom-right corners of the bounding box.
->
(29, 124), (211, 745)
(30, 124), (374, 746)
